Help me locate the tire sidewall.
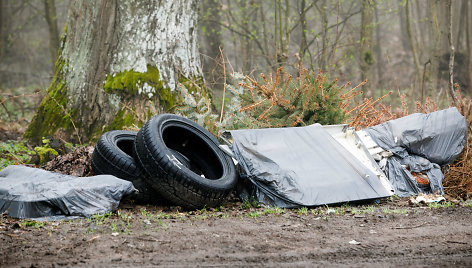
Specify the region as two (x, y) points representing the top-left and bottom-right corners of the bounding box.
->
(104, 130), (136, 162)
(145, 114), (236, 191)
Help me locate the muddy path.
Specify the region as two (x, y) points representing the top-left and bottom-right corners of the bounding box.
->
(1, 200), (472, 267)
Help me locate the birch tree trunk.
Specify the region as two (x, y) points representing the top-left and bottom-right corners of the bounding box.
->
(26, 0), (204, 143)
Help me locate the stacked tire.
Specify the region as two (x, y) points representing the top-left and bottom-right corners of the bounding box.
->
(92, 114), (237, 209)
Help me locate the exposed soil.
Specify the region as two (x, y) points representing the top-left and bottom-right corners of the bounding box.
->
(1, 199), (472, 267)
(1, 132), (472, 267)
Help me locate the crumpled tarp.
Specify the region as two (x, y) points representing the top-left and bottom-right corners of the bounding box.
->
(0, 165), (136, 219)
(230, 124), (392, 208)
(366, 107), (467, 197)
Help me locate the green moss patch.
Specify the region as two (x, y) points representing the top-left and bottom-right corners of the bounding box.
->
(103, 65), (180, 111)
(24, 50), (73, 143)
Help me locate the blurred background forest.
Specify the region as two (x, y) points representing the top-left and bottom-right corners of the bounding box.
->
(0, 0), (471, 128)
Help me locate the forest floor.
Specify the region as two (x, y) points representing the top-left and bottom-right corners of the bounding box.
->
(1, 197), (472, 267)
(1, 127), (472, 267)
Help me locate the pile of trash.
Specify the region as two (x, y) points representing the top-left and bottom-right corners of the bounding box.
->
(365, 107), (466, 197)
(0, 108), (467, 219)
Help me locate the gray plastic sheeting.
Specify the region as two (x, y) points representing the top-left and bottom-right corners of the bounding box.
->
(366, 107), (467, 197)
(230, 124), (393, 208)
(0, 165), (136, 219)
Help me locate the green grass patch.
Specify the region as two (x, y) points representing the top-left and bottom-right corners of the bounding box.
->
(241, 199), (260, 209)
(20, 220), (47, 229)
(248, 211), (260, 218)
(297, 207), (308, 215)
(428, 201), (454, 209)
(263, 206), (285, 215)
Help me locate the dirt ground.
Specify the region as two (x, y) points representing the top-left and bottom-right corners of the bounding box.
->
(1, 198), (472, 267)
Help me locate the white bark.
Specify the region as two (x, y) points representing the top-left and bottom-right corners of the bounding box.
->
(28, 0), (203, 142)
(112, 0), (202, 91)
(63, 0), (201, 97)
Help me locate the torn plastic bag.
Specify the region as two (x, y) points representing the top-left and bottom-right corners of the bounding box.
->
(366, 107), (467, 166)
(382, 155), (444, 196)
(229, 124), (392, 208)
(366, 107), (467, 197)
(0, 165), (136, 219)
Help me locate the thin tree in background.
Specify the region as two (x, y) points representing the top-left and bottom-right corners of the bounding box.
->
(405, 0), (421, 86)
(43, 0), (59, 69)
(200, 0), (223, 91)
(447, 0), (457, 104)
(359, 0), (374, 96)
(0, 0), (4, 61)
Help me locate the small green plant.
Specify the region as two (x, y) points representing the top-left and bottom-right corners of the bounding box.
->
(334, 207), (346, 215)
(33, 138), (59, 165)
(88, 212), (112, 226)
(241, 198), (260, 209)
(0, 140), (35, 170)
(428, 201), (454, 209)
(155, 212), (172, 220)
(248, 211), (260, 218)
(173, 210), (186, 221)
(465, 201), (472, 207)
(213, 206), (225, 212)
(297, 207), (308, 215)
(140, 208), (153, 218)
(241, 200), (252, 209)
(21, 220), (47, 229)
(311, 208), (324, 215)
(263, 206), (285, 215)
(111, 222), (118, 233)
(196, 207), (207, 215)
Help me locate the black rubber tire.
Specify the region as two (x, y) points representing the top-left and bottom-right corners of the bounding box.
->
(134, 114), (237, 209)
(91, 130), (161, 204)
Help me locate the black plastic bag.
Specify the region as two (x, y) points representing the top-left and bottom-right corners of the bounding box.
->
(230, 124), (392, 207)
(366, 107), (467, 196)
(0, 165), (136, 219)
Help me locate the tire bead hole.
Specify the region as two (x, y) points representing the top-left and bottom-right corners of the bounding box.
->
(117, 139), (134, 156)
(163, 126), (223, 180)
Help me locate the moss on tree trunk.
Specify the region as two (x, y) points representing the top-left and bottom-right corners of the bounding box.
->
(25, 0), (205, 144)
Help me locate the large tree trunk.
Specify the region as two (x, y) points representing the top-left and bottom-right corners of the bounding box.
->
(26, 0), (204, 143)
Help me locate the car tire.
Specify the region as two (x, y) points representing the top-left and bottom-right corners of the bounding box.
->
(134, 114), (237, 209)
(91, 130), (161, 204)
